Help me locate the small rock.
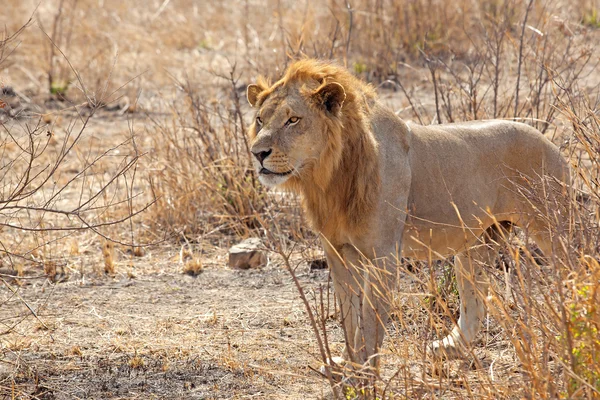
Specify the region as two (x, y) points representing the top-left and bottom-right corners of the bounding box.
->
(228, 238), (267, 270)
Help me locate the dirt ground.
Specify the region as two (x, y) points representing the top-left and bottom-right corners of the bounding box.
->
(1, 233), (340, 399)
(0, 184), (524, 400)
(0, 223), (522, 400)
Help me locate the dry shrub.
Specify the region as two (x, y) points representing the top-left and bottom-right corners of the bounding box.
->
(0, 105), (147, 257)
(145, 74), (263, 238)
(476, 142), (600, 399)
(543, 95), (600, 397)
(183, 257), (203, 276)
(102, 239), (115, 275)
(128, 354), (145, 369)
(145, 72), (308, 242)
(181, 246), (204, 275)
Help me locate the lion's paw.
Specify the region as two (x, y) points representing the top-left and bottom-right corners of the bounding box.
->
(430, 334), (467, 359)
(319, 356), (346, 376)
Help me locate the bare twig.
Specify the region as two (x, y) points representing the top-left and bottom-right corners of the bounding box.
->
(514, 0), (535, 119)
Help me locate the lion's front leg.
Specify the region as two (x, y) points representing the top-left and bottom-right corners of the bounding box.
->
(323, 243), (364, 367)
(332, 244), (398, 373)
(359, 254), (398, 371)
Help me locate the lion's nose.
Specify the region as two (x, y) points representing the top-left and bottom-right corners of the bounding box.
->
(252, 148), (272, 164)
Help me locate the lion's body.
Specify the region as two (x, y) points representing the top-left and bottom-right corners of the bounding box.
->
(246, 59), (569, 369)
(402, 117), (567, 258)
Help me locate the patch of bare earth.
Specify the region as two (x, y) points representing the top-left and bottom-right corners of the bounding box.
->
(1, 240), (339, 399)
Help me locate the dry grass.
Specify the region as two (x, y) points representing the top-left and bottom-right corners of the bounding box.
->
(0, 0), (599, 398)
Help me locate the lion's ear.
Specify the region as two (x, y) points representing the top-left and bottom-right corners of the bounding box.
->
(247, 84), (264, 108)
(312, 82), (346, 115)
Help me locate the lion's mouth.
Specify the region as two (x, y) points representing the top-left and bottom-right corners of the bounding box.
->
(259, 167), (294, 177)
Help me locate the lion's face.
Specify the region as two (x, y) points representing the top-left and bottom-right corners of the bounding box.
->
(246, 80), (346, 187)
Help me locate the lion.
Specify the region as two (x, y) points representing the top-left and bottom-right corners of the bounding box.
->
(245, 59), (569, 372)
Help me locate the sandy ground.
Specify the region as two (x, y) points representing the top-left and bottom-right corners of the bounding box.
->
(1, 236), (340, 399)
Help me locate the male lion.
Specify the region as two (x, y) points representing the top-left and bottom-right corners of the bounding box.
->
(245, 59), (569, 371)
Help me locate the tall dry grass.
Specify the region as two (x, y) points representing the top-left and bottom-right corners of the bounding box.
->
(145, 72), (263, 238)
(144, 70), (312, 246)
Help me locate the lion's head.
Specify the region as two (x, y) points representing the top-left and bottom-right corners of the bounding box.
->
(246, 61), (353, 189)
(246, 60), (380, 238)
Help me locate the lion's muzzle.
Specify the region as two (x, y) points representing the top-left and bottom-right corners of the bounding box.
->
(252, 148), (272, 164)
(251, 146), (294, 178)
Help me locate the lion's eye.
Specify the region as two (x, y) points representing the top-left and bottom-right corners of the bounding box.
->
(286, 116), (300, 125)
(256, 116), (263, 126)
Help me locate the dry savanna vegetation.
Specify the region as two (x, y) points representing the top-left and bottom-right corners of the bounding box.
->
(0, 0), (599, 398)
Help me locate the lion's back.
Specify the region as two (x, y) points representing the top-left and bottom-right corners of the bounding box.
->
(409, 120), (568, 184)
(401, 119), (569, 245)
